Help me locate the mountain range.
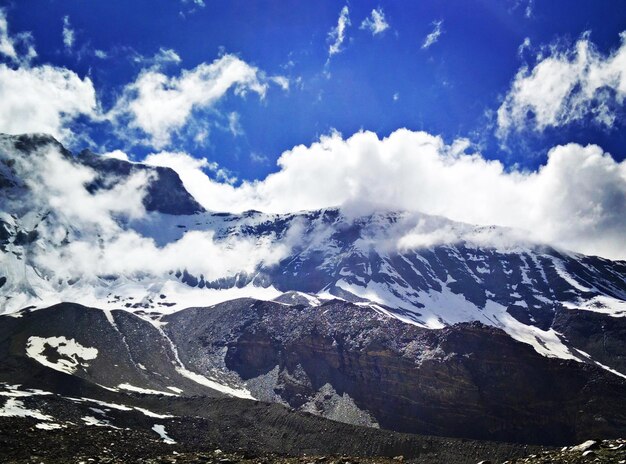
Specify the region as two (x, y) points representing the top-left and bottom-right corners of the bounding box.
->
(1, 133), (625, 461)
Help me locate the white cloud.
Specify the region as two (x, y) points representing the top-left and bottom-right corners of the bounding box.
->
(0, 64), (97, 141)
(422, 20), (443, 50)
(360, 8), (389, 36)
(525, 0), (534, 18)
(271, 75), (289, 91)
(0, 11), (95, 142)
(182, 0), (205, 8)
(154, 129), (626, 260)
(144, 150), (236, 187)
(227, 111), (243, 136)
(518, 37), (531, 57)
(6, 142), (149, 235)
(110, 54), (278, 148)
(133, 47), (181, 68)
(498, 31), (626, 135)
(35, 226), (296, 283)
(102, 149), (130, 161)
(3, 141), (298, 285)
(250, 152), (269, 164)
(0, 8), (36, 65)
(328, 6), (350, 57)
(62, 16), (74, 50)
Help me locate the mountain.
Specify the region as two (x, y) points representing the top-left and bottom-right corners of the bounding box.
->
(1, 134), (626, 457)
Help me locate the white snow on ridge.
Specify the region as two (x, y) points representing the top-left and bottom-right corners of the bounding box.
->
(25, 336), (98, 375)
(1, 278), (283, 316)
(564, 295), (626, 317)
(335, 278), (626, 378)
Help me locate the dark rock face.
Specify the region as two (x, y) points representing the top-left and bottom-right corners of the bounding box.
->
(553, 307), (626, 375)
(2, 301), (626, 446)
(163, 299), (626, 445)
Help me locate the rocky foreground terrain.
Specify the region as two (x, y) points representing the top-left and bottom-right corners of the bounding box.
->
(1, 410), (624, 464)
(0, 416), (543, 464)
(506, 438), (626, 463)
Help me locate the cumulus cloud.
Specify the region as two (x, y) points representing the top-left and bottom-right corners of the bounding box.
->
(360, 8), (389, 36)
(328, 6), (350, 57)
(62, 16), (74, 50)
(422, 20), (443, 50)
(0, 8), (36, 65)
(0, 11), (96, 142)
(35, 227), (294, 283)
(110, 54), (285, 148)
(102, 149), (131, 161)
(4, 142), (297, 285)
(0, 64), (97, 141)
(154, 129), (626, 260)
(498, 31), (626, 135)
(144, 150), (236, 186)
(8, 144), (149, 234)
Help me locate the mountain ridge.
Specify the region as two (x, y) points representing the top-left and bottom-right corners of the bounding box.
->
(1, 133), (626, 450)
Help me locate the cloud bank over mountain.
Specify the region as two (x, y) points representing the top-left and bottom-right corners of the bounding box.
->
(147, 129), (626, 259)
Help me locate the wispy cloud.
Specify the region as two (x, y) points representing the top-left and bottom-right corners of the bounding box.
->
(109, 54), (282, 148)
(227, 111), (243, 137)
(62, 16), (74, 50)
(328, 6), (350, 57)
(525, 0), (534, 18)
(250, 152), (269, 164)
(0, 8), (36, 65)
(517, 37), (531, 57)
(132, 47), (181, 68)
(422, 20), (444, 50)
(498, 31), (626, 136)
(360, 8), (389, 36)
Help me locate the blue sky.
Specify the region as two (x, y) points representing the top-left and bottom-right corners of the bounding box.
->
(2, 1), (626, 259)
(3, 0), (626, 178)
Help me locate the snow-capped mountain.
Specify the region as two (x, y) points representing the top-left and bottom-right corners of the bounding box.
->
(1, 133), (626, 446)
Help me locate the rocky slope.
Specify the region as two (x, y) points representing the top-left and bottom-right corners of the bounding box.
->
(1, 301), (625, 446)
(0, 382), (546, 464)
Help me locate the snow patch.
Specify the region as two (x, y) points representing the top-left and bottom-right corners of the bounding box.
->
(0, 398), (53, 421)
(26, 336), (98, 375)
(117, 383), (178, 396)
(81, 415), (118, 428)
(35, 422), (64, 430)
(174, 366), (254, 399)
(152, 424), (176, 444)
